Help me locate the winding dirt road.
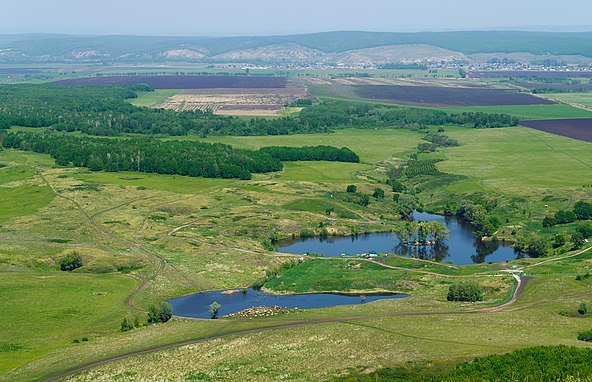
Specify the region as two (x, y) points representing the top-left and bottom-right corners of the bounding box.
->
(41, 274), (528, 382)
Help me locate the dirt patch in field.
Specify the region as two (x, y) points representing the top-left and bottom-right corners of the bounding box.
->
(520, 118), (592, 142)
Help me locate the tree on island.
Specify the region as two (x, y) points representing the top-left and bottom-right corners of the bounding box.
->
(209, 301), (221, 319)
(395, 221), (448, 245)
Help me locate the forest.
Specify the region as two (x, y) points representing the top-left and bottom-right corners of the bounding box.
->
(1, 132), (281, 179)
(1, 132), (364, 179)
(0, 84), (520, 137)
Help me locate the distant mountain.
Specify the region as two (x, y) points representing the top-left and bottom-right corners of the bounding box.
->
(0, 31), (591, 65)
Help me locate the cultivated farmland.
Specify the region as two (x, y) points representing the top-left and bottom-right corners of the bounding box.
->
(520, 118), (592, 142)
(469, 71), (592, 79)
(306, 77), (555, 106)
(158, 86), (307, 116)
(352, 85), (554, 106)
(54, 75), (288, 89)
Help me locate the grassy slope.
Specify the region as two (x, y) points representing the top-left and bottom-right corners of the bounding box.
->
(1, 123), (591, 381)
(0, 272), (136, 373)
(61, 264), (592, 382)
(439, 126), (592, 198)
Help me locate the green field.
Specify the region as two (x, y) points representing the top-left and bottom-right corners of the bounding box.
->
(542, 93), (592, 109)
(128, 89), (179, 107)
(0, 272), (136, 373)
(198, 128), (423, 164)
(440, 126), (592, 198)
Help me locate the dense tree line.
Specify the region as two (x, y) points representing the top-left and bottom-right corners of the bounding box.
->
(543, 201), (592, 228)
(259, 146), (360, 163)
(336, 346), (592, 381)
(0, 84), (519, 138)
(2, 132), (283, 179)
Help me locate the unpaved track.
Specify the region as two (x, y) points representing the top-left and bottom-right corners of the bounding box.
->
(42, 276), (528, 382)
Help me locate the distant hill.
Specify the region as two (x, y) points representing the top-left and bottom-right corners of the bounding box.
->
(0, 31), (591, 64)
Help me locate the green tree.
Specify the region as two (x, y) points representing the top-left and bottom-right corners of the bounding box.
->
(120, 317), (133, 332)
(397, 194), (416, 220)
(59, 252), (83, 271)
(579, 303), (588, 315)
(447, 281), (483, 302)
(391, 179), (405, 193)
(526, 234), (550, 258)
(429, 221), (449, 243)
(147, 302), (172, 323)
(209, 301), (221, 319)
(574, 201), (592, 220)
(373, 188), (385, 199)
(346, 185), (357, 193)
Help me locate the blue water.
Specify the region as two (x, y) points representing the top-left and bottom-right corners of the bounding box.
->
(278, 211), (521, 265)
(168, 288), (408, 319)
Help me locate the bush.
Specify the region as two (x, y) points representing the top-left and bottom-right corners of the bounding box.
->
(447, 281), (483, 302)
(346, 185), (357, 193)
(59, 252), (83, 271)
(391, 179), (405, 193)
(147, 302), (173, 324)
(577, 329), (592, 342)
(579, 303), (588, 315)
(373, 188), (385, 199)
(120, 317), (133, 332)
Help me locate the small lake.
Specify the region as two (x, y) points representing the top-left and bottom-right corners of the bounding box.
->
(278, 211), (521, 265)
(168, 288), (408, 319)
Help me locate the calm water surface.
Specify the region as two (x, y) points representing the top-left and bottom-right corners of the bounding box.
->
(278, 211), (521, 265)
(168, 288), (408, 318)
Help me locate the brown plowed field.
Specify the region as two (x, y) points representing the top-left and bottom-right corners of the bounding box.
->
(353, 85), (555, 106)
(54, 75), (288, 89)
(520, 118), (592, 142)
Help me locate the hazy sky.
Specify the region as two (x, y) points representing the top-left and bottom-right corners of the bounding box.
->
(2, 0), (592, 36)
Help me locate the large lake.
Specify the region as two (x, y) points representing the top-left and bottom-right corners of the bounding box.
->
(168, 288), (408, 319)
(278, 211), (521, 265)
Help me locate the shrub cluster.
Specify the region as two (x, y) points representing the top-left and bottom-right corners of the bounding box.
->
(446, 281), (483, 302)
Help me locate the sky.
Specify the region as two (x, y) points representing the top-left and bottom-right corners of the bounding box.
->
(2, 0), (592, 36)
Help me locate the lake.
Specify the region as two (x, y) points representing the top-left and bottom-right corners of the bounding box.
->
(278, 211), (521, 265)
(168, 288), (408, 319)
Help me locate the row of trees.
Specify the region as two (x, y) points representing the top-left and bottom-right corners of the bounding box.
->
(259, 145), (360, 163)
(0, 84), (520, 138)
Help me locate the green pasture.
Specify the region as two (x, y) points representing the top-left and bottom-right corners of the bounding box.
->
(198, 128), (423, 163)
(438, 126), (592, 203)
(0, 272), (136, 373)
(128, 90), (178, 107)
(543, 92), (592, 108)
